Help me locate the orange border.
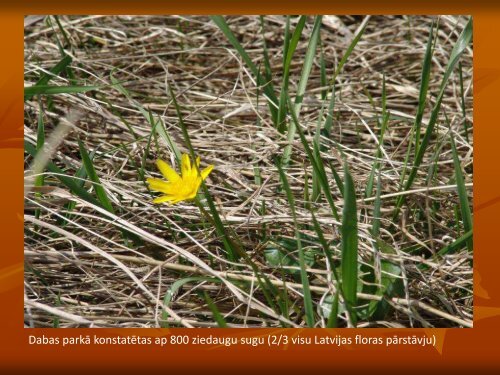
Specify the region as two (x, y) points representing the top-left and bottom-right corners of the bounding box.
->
(7, 1), (500, 372)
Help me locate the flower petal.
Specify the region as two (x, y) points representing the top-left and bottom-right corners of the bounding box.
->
(181, 154), (191, 177)
(147, 178), (176, 194)
(201, 164), (214, 180)
(186, 189), (198, 200)
(156, 159), (180, 182)
(153, 195), (177, 204)
(147, 177), (168, 188)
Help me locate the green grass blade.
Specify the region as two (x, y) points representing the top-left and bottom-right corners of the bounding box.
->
(328, 160), (344, 198)
(322, 85), (336, 139)
(203, 291), (228, 328)
(368, 240), (404, 320)
(282, 16), (322, 166)
(414, 23), (435, 155)
(326, 290), (339, 328)
(341, 161), (358, 326)
(310, 211), (357, 326)
(458, 62), (470, 143)
(25, 84), (100, 97)
(53, 16), (74, 61)
(276, 161), (315, 327)
(78, 139), (115, 214)
(330, 17), (369, 84)
(277, 16), (307, 132)
(34, 107), (46, 221)
(282, 16), (308, 78)
(310, 212), (335, 275)
(398, 125), (415, 188)
(371, 169), (383, 240)
(25, 55), (73, 101)
(382, 71), (387, 115)
(139, 109), (160, 180)
(34, 108), (46, 190)
(312, 68), (334, 202)
(311, 135), (322, 202)
(450, 131), (473, 251)
(287, 96), (340, 221)
(365, 114), (389, 199)
(365, 170), (404, 320)
(282, 16), (291, 66)
(365, 74), (387, 198)
(417, 228), (473, 272)
(31, 54), (71, 83)
(394, 18), (472, 217)
(436, 229), (473, 257)
(58, 155), (92, 227)
(259, 16), (274, 90)
(319, 39), (327, 101)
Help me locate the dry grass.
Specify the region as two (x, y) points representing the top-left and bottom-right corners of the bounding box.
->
(24, 15), (473, 328)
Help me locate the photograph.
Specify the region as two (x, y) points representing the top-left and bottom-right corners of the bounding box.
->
(24, 15), (473, 328)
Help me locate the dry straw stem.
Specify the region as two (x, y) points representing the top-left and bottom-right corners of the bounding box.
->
(25, 15), (472, 327)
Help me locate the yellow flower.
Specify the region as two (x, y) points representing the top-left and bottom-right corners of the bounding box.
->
(147, 154), (214, 204)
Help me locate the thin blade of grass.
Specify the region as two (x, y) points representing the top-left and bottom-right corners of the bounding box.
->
(25, 84), (100, 97)
(52, 16), (76, 75)
(330, 16), (369, 84)
(34, 108), (45, 190)
(322, 85), (336, 140)
(282, 16), (291, 67)
(414, 23), (435, 155)
(368, 240), (404, 320)
(310, 211), (356, 326)
(341, 161), (358, 326)
(276, 161), (315, 327)
(312, 72), (335, 201)
(25, 55), (72, 101)
(259, 16), (274, 92)
(202, 291), (228, 328)
(365, 74), (388, 198)
(450, 131), (473, 251)
(34, 107), (46, 221)
(458, 61), (470, 143)
(326, 290), (339, 328)
(287, 96), (340, 220)
(372, 169), (383, 240)
(437, 229), (473, 257)
(328, 160), (344, 198)
(418, 228), (473, 272)
(282, 16), (322, 166)
(78, 139), (115, 214)
(311, 136), (322, 202)
(366, 170), (403, 320)
(277, 16), (307, 132)
(319, 39), (327, 101)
